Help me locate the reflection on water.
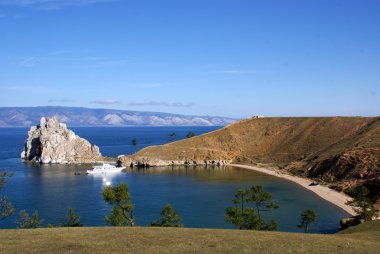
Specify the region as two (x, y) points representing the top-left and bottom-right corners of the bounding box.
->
(0, 127), (349, 233)
(1, 161), (349, 233)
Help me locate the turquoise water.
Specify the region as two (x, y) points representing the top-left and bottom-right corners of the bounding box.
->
(0, 127), (348, 232)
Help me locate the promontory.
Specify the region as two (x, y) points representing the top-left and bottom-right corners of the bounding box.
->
(118, 116), (380, 207)
(21, 117), (102, 164)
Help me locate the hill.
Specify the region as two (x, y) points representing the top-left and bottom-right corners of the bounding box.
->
(0, 106), (236, 127)
(0, 220), (379, 253)
(119, 117), (380, 204)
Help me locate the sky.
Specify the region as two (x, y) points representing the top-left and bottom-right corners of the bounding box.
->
(0, 0), (379, 118)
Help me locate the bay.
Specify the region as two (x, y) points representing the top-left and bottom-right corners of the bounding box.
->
(0, 126), (349, 232)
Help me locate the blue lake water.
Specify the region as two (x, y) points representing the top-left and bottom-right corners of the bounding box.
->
(0, 126), (349, 232)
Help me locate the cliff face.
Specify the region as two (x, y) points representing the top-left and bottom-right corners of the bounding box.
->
(118, 116), (380, 201)
(21, 117), (102, 164)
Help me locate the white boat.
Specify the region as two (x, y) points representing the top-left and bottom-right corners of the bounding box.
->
(86, 163), (125, 174)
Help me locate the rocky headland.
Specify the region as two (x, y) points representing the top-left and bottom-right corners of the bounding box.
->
(21, 117), (102, 164)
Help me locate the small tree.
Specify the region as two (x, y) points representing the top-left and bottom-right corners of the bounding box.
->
(151, 204), (183, 227)
(249, 185), (278, 231)
(168, 132), (177, 142)
(225, 186), (279, 231)
(0, 170), (14, 222)
(186, 132), (196, 138)
(15, 210), (43, 229)
(131, 138), (137, 153)
(103, 183), (134, 226)
(62, 207), (83, 227)
(346, 186), (379, 222)
(250, 185), (279, 217)
(298, 209), (317, 233)
(225, 189), (250, 229)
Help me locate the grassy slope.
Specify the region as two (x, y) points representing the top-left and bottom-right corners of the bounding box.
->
(127, 117), (379, 164)
(120, 117), (380, 203)
(1, 221), (379, 254)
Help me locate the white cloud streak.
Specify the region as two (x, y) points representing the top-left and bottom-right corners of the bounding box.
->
(15, 56), (38, 67)
(5, 85), (60, 94)
(9, 54), (128, 68)
(90, 100), (194, 107)
(126, 101), (195, 108)
(48, 98), (74, 103)
(0, 0), (117, 10)
(90, 99), (121, 105)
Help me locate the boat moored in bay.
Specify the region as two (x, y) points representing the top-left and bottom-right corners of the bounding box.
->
(86, 163), (125, 174)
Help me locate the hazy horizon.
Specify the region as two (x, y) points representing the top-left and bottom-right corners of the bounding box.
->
(0, 0), (379, 118)
(0, 105), (379, 119)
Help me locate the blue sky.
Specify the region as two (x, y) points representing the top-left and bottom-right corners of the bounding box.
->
(0, 0), (379, 118)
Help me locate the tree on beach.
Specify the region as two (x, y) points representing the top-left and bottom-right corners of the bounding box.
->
(346, 186), (379, 222)
(62, 207), (83, 227)
(150, 204), (183, 227)
(15, 210), (43, 229)
(298, 209), (317, 233)
(0, 170), (14, 222)
(225, 185), (279, 231)
(103, 183), (135, 226)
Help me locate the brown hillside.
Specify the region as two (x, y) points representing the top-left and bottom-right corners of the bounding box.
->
(119, 117), (380, 202)
(127, 117), (378, 163)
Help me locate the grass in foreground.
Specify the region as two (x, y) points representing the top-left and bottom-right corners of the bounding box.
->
(1, 220), (379, 254)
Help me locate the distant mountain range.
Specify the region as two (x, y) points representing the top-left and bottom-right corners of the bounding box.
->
(0, 106), (237, 127)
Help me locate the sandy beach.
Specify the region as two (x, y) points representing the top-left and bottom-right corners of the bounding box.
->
(230, 164), (356, 216)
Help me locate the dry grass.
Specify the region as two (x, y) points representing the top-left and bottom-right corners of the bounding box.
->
(1, 221), (379, 254)
(120, 117), (380, 204)
(129, 117), (379, 164)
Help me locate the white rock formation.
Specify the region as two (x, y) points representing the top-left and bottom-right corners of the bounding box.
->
(21, 117), (102, 164)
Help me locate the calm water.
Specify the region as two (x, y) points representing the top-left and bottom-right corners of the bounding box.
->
(0, 127), (349, 232)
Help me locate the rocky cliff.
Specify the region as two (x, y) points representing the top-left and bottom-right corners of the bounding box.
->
(118, 156), (230, 168)
(21, 117), (102, 164)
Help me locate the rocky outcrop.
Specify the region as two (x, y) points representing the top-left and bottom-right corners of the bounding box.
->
(307, 148), (380, 183)
(118, 155), (230, 168)
(21, 117), (102, 164)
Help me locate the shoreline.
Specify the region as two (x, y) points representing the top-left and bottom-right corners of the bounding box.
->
(230, 164), (356, 216)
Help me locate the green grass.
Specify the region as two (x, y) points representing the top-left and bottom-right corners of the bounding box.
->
(1, 221), (379, 254)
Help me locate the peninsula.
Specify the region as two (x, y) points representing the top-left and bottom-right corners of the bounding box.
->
(118, 117), (380, 212)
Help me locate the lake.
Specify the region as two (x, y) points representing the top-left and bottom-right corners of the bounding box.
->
(0, 126), (349, 232)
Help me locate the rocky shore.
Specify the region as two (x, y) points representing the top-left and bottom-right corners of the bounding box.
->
(118, 155), (230, 168)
